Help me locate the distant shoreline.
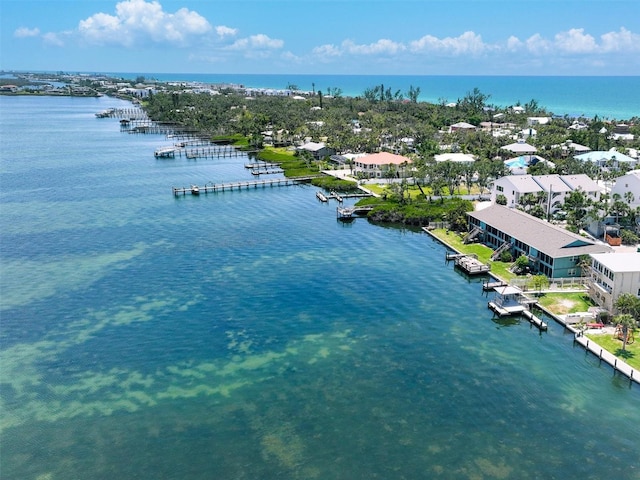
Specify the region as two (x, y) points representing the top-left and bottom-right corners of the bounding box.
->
(2, 71), (639, 120)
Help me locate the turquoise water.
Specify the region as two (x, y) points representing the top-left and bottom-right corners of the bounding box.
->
(1, 95), (639, 479)
(111, 73), (640, 120)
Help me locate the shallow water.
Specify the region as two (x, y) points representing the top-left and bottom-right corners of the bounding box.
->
(1, 95), (638, 479)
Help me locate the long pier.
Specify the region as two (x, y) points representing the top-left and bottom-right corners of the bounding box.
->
(172, 177), (316, 195)
(155, 145), (258, 159)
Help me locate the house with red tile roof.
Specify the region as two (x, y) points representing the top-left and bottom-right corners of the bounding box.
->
(353, 152), (412, 179)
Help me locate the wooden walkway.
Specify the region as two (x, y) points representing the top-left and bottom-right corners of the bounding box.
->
(523, 309), (548, 331)
(172, 177), (316, 195)
(336, 205), (374, 219)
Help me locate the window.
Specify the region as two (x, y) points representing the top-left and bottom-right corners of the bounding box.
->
(497, 185), (504, 192)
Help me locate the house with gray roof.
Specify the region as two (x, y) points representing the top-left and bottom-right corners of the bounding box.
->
(296, 141), (335, 160)
(528, 174), (573, 212)
(559, 174), (603, 203)
(492, 174), (603, 212)
(492, 175), (543, 208)
(467, 204), (612, 278)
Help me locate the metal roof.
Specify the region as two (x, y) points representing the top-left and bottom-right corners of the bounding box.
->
(468, 204), (612, 258)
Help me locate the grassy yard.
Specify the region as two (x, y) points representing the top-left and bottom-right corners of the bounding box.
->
(536, 292), (595, 314)
(586, 331), (640, 370)
(429, 228), (517, 282)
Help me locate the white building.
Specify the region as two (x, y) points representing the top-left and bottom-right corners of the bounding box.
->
(610, 170), (640, 208)
(588, 253), (640, 313)
(434, 153), (476, 163)
(491, 174), (602, 212)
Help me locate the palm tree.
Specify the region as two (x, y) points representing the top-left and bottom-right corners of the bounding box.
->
(614, 313), (636, 351)
(615, 292), (640, 319)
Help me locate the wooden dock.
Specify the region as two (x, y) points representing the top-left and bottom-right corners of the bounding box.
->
(172, 177), (316, 195)
(482, 280), (508, 291)
(523, 309), (548, 331)
(451, 254), (490, 275)
(318, 191), (372, 204)
(336, 205), (375, 219)
(250, 168), (285, 176)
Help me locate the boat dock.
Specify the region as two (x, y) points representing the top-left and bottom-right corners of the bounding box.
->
(155, 145), (258, 159)
(172, 177), (316, 195)
(482, 280), (508, 291)
(446, 253), (490, 275)
(336, 205), (375, 219)
(250, 168), (285, 176)
(317, 191), (372, 203)
(488, 285), (528, 316)
(523, 309), (548, 330)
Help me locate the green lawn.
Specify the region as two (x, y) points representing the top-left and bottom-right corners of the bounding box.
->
(586, 331), (640, 370)
(429, 228), (516, 282)
(536, 292), (595, 314)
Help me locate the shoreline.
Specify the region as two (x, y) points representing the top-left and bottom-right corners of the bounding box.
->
(423, 225), (639, 385)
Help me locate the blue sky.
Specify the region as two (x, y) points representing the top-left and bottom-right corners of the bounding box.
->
(2, 0), (640, 75)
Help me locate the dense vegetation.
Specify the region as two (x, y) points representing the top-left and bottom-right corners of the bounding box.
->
(140, 86), (639, 231)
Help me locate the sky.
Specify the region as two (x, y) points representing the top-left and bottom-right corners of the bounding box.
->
(2, 0), (640, 76)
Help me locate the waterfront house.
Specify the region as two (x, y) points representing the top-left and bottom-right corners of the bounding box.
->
(467, 204), (612, 278)
(0, 85), (19, 93)
(353, 152), (412, 179)
(588, 252), (640, 312)
(296, 142), (335, 160)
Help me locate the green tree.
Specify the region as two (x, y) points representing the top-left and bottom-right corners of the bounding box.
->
(529, 274), (549, 295)
(615, 292), (640, 319)
(614, 313), (636, 351)
(577, 254), (592, 277)
(514, 254), (530, 274)
(406, 85), (421, 103)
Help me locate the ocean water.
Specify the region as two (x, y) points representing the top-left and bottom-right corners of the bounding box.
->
(111, 72), (640, 120)
(1, 95), (639, 480)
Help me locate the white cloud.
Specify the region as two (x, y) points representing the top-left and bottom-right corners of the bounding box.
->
(554, 28), (597, 53)
(14, 27), (40, 38)
(42, 32), (65, 47)
(215, 25), (237, 38)
(523, 27), (640, 56)
(410, 31), (487, 55)
(229, 34), (284, 51)
(506, 36), (523, 51)
(342, 38), (406, 55)
(600, 27), (640, 52)
(312, 44), (342, 58)
(525, 33), (551, 55)
(77, 0), (211, 46)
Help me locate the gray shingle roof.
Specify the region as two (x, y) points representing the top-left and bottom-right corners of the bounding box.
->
(468, 204), (612, 258)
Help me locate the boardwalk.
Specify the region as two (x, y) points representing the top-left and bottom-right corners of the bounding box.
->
(172, 177), (316, 195)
